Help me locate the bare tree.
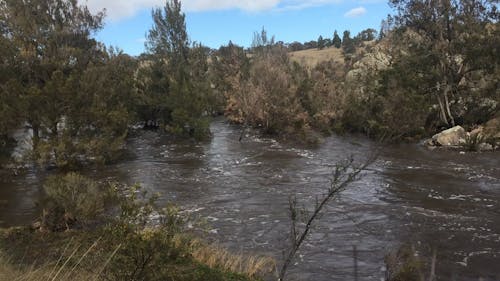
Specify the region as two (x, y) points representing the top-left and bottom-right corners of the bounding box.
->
(278, 155), (376, 281)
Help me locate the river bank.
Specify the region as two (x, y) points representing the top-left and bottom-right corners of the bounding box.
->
(1, 119), (500, 280)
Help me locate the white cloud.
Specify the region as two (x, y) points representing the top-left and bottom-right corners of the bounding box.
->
(80, 0), (161, 21)
(80, 0), (281, 20)
(275, 0), (342, 12)
(79, 0), (369, 22)
(344, 6), (367, 18)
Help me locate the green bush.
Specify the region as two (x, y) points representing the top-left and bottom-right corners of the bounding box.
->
(39, 173), (114, 231)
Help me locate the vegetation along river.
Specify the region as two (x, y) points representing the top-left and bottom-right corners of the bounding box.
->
(1, 118), (500, 281)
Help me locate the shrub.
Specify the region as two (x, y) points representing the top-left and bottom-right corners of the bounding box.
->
(385, 244), (425, 281)
(39, 173), (114, 231)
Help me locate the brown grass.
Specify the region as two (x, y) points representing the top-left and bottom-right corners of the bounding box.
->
(289, 47), (344, 69)
(174, 236), (276, 278)
(0, 239), (120, 281)
(0, 254), (97, 281)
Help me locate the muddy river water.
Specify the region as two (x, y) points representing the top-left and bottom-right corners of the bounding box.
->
(1, 119), (499, 280)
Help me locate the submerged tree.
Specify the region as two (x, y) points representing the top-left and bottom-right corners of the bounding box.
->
(142, 0), (211, 139)
(0, 0), (137, 168)
(278, 156), (375, 281)
(0, 0), (105, 148)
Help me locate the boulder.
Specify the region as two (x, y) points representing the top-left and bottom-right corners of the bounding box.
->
(483, 117), (500, 139)
(431, 126), (466, 147)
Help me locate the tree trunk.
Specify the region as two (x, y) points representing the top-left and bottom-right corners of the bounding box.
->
(443, 84), (455, 126)
(436, 95), (449, 126)
(32, 123), (40, 149)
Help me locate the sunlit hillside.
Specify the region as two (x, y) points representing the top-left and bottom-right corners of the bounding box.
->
(289, 47), (344, 68)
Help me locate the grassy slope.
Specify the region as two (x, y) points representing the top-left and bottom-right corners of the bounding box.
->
(0, 227), (268, 281)
(289, 47), (344, 68)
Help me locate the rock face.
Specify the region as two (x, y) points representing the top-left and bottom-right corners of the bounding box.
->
(431, 125), (466, 146)
(346, 47), (391, 84)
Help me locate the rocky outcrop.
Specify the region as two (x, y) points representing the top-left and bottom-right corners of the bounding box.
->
(431, 126), (466, 147)
(345, 47), (391, 84)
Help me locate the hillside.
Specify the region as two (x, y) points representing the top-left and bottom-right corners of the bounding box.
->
(289, 47), (344, 68)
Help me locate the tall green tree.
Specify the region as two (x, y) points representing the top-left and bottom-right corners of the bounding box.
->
(356, 28), (378, 41)
(210, 41), (250, 116)
(389, 0), (500, 127)
(342, 30), (356, 54)
(142, 0), (210, 139)
(332, 30), (342, 48)
(0, 21), (20, 147)
(1, 0), (137, 168)
(317, 35), (325, 50)
(0, 0), (105, 149)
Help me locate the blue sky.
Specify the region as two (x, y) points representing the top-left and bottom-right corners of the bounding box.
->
(84, 0), (392, 56)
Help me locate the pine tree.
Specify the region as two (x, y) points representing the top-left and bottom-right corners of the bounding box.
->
(143, 0), (210, 139)
(342, 30), (356, 54)
(332, 30), (342, 48)
(317, 35), (325, 50)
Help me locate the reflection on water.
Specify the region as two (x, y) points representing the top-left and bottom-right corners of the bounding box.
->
(1, 118), (499, 281)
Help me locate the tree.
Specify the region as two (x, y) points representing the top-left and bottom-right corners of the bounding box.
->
(278, 156), (375, 281)
(356, 28), (378, 41)
(0, 24), (20, 148)
(251, 26), (275, 53)
(317, 35), (325, 50)
(288, 41), (305, 52)
(0, 0), (137, 168)
(332, 30), (342, 48)
(211, 41), (250, 118)
(227, 33), (311, 137)
(389, 0), (500, 127)
(378, 15), (395, 40)
(342, 30), (356, 54)
(143, 0), (210, 139)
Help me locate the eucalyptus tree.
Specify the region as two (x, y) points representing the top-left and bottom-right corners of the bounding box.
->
(389, 0), (500, 127)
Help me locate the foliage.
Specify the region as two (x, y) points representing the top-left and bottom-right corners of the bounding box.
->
(212, 41), (250, 117)
(0, 0), (137, 169)
(355, 28), (378, 42)
(332, 30), (342, 48)
(342, 30), (356, 55)
(341, 52), (430, 140)
(306, 60), (346, 133)
(388, 0), (500, 128)
(461, 131), (486, 152)
(279, 156), (374, 281)
(385, 244), (425, 281)
(2, 180), (267, 281)
(317, 35), (326, 50)
(39, 173), (115, 232)
(237, 44), (310, 136)
(141, 0), (211, 139)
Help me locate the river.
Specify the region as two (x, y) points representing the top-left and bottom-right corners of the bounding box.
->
(1, 118), (499, 281)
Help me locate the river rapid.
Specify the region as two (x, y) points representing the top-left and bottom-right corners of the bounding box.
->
(1, 118), (500, 281)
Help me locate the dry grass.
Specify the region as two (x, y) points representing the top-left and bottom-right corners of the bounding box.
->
(0, 255), (96, 281)
(289, 47), (344, 69)
(174, 236), (276, 278)
(0, 239), (120, 281)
